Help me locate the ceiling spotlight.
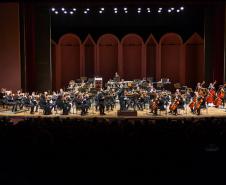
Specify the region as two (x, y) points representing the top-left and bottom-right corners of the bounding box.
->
(180, 6), (184, 10)
(171, 7), (175, 10)
(125, 10), (128, 14)
(137, 10), (141, 13)
(99, 10), (103, 14)
(159, 7), (162, 10)
(158, 10), (162, 13)
(147, 10), (151, 13)
(101, 8), (105, 11)
(124, 7), (127, 11)
(176, 9), (180, 12)
(51, 8), (55, 12)
(114, 10), (118, 14)
(55, 11), (58, 14)
(138, 8), (141, 10)
(61, 8), (65, 11)
(86, 8), (90, 11)
(114, 8), (118, 11)
(73, 8), (76, 11)
(168, 9), (172, 13)
(84, 11), (88, 14)
(64, 11), (67, 14)
(70, 11), (74, 15)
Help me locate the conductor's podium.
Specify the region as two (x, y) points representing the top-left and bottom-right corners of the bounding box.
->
(117, 110), (137, 117)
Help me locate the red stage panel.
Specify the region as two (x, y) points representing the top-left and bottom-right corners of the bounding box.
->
(58, 34), (81, 87)
(160, 33), (183, 83)
(145, 35), (158, 80)
(83, 35), (96, 78)
(97, 34), (119, 81)
(185, 33), (204, 87)
(122, 34), (143, 80)
(0, 3), (21, 91)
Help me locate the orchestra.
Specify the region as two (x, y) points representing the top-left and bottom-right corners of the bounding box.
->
(0, 74), (226, 116)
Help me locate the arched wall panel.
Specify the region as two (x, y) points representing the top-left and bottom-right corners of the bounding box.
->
(160, 33), (183, 83)
(185, 33), (204, 87)
(145, 35), (158, 81)
(58, 34), (81, 88)
(83, 35), (95, 78)
(122, 34), (144, 80)
(97, 34), (119, 82)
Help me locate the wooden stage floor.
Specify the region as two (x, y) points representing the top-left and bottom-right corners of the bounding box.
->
(0, 105), (226, 120)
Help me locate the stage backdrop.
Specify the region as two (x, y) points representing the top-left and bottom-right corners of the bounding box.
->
(52, 33), (205, 90)
(0, 3), (21, 91)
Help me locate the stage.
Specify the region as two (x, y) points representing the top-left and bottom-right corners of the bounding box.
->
(0, 105), (226, 121)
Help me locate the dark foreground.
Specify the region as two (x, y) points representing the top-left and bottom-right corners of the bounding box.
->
(0, 117), (226, 185)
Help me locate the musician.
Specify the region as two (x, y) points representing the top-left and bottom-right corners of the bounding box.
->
(114, 72), (120, 82)
(118, 88), (126, 111)
(97, 90), (106, 115)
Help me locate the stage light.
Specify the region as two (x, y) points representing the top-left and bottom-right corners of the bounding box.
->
(124, 7), (127, 11)
(84, 10), (88, 14)
(70, 11), (74, 15)
(138, 8), (141, 10)
(176, 9), (180, 13)
(51, 8), (55, 12)
(158, 10), (162, 13)
(61, 8), (65, 11)
(137, 10), (141, 14)
(168, 9), (172, 13)
(55, 11), (58, 14)
(73, 8), (76, 11)
(171, 7), (175, 10)
(147, 10), (151, 13)
(125, 10), (128, 14)
(180, 6), (184, 10)
(101, 8), (105, 11)
(64, 11), (67, 14)
(159, 7), (162, 10)
(114, 10), (118, 14)
(99, 10), (103, 14)
(86, 8), (90, 11)
(114, 8), (118, 11)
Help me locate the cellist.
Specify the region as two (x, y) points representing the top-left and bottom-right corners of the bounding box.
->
(206, 81), (217, 107)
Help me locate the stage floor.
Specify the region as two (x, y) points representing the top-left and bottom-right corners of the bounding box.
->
(0, 105), (226, 119)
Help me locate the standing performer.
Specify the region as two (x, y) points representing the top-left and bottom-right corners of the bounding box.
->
(98, 90), (106, 115)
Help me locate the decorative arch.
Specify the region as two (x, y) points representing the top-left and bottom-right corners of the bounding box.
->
(145, 34), (158, 81)
(121, 34), (144, 80)
(97, 34), (119, 81)
(58, 33), (82, 88)
(159, 33), (184, 83)
(185, 33), (204, 87)
(83, 34), (96, 78)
